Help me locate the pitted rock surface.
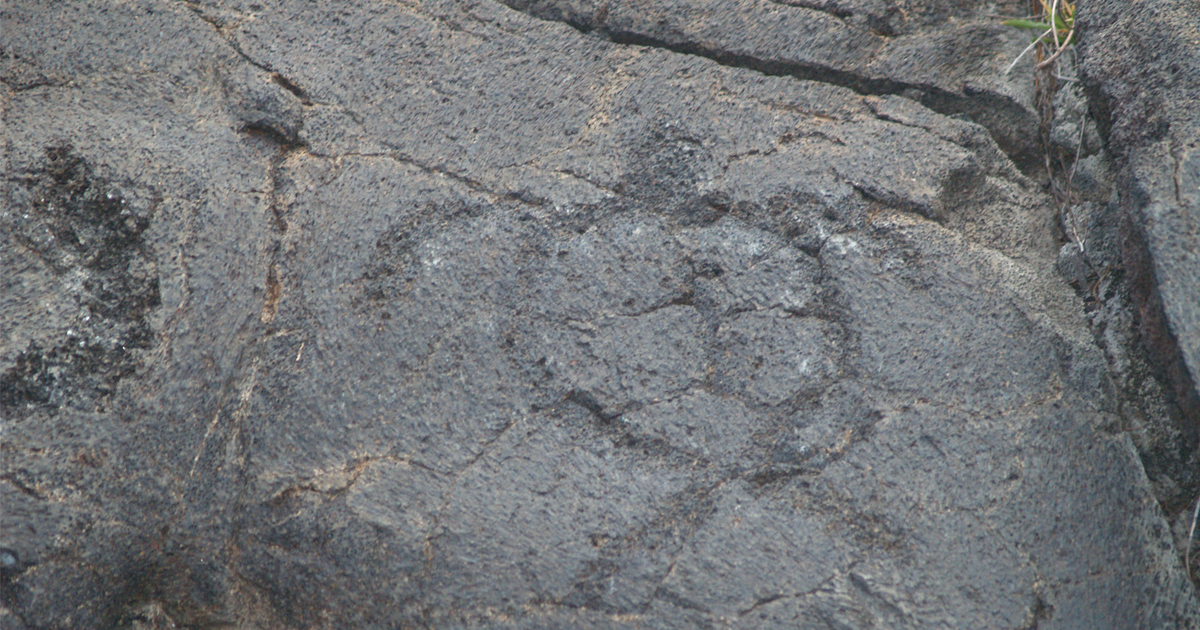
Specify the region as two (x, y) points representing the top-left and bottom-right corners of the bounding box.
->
(1077, 0), (1200, 431)
(2, 1), (1199, 629)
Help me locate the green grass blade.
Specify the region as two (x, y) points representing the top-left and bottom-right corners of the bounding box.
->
(1004, 18), (1053, 31)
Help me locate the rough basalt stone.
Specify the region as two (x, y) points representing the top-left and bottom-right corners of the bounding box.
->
(1, 0), (1198, 629)
(1077, 0), (1200, 434)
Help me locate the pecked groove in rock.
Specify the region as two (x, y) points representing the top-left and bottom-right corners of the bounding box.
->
(2, 0), (1198, 629)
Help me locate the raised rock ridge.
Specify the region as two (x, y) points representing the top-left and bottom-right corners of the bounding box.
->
(1, 0), (1198, 629)
(1077, 0), (1200, 436)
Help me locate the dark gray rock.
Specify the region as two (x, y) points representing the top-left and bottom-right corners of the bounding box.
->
(1, 0), (1198, 629)
(499, 0), (1044, 173)
(1077, 0), (1200, 433)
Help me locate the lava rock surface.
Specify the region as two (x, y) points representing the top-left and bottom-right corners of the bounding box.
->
(2, 0), (1198, 628)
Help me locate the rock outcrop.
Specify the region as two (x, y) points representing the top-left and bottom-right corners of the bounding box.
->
(1078, 0), (1200, 435)
(2, 0), (1198, 628)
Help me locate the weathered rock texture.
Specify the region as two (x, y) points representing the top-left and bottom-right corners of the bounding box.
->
(1077, 0), (1200, 434)
(1, 0), (1198, 629)
(500, 0), (1044, 173)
